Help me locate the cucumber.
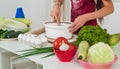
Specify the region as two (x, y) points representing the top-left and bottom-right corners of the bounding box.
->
(1, 30), (15, 38)
(78, 41), (90, 60)
(0, 29), (6, 37)
(7, 31), (22, 38)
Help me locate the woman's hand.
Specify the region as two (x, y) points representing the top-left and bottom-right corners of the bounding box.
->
(69, 15), (88, 33)
(50, 3), (61, 24)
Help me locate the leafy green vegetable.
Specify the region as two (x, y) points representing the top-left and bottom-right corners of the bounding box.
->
(87, 42), (114, 64)
(0, 17), (29, 31)
(76, 25), (109, 46)
(0, 17), (31, 39)
(21, 27), (31, 33)
(12, 18), (31, 27)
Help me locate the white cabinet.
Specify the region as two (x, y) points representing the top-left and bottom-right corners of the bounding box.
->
(10, 56), (41, 69)
(0, 49), (43, 69)
(0, 52), (11, 69)
(0, 49), (15, 69)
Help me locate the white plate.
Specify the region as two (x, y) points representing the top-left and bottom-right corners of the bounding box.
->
(39, 33), (78, 43)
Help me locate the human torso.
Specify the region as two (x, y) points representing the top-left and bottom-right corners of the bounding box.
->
(71, 0), (97, 34)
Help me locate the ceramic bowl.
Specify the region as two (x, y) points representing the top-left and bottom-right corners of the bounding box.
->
(44, 22), (72, 39)
(54, 46), (77, 62)
(77, 55), (118, 69)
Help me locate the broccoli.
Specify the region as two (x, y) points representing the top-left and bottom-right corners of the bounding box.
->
(76, 25), (109, 46)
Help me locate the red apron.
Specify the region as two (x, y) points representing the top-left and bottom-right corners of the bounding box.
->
(71, 0), (97, 34)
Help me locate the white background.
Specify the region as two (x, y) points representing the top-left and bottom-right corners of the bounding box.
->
(102, 2), (120, 34)
(0, 0), (120, 34)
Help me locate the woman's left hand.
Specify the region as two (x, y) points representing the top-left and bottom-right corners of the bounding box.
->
(69, 15), (88, 33)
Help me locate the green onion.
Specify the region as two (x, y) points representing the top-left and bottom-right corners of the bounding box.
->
(40, 53), (55, 59)
(15, 47), (54, 59)
(18, 47), (53, 52)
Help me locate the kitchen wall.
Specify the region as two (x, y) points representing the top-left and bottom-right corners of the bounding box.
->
(0, 0), (120, 34)
(102, 2), (120, 34)
(0, 0), (52, 30)
(114, 0), (120, 2)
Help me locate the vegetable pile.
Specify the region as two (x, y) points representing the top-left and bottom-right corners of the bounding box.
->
(16, 37), (77, 61)
(77, 41), (116, 69)
(76, 25), (109, 46)
(0, 17), (31, 39)
(0, 30), (22, 38)
(15, 25), (120, 65)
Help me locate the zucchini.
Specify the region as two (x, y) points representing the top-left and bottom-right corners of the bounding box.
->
(78, 41), (90, 60)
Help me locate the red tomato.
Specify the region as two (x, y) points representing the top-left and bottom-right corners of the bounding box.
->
(53, 37), (68, 49)
(67, 44), (77, 51)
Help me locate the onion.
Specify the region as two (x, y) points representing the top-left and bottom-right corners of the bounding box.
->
(59, 41), (69, 51)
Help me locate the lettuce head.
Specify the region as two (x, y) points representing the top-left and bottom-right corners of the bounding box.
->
(87, 42), (114, 64)
(76, 25), (109, 46)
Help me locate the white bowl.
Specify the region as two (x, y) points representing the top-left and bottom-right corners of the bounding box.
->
(44, 22), (73, 39)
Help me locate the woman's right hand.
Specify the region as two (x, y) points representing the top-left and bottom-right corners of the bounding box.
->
(50, 3), (61, 24)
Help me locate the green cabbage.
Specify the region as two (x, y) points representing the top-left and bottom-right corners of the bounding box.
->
(0, 17), (28, 31)
(87, 42), (114, 64)
(76, 25), (109, 46)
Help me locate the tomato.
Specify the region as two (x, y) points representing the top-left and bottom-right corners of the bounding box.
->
(67, 44), (77, 51)
(53, 37), (68, 49)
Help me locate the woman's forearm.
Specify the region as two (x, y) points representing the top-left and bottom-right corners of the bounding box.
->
(31, 27), (45, 35)
(84, 0), (114, 21)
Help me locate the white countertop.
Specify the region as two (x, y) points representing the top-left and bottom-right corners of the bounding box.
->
(0, 40), (120, 69)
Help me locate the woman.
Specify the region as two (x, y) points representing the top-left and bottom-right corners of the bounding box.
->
(32, 0), (114, 34)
